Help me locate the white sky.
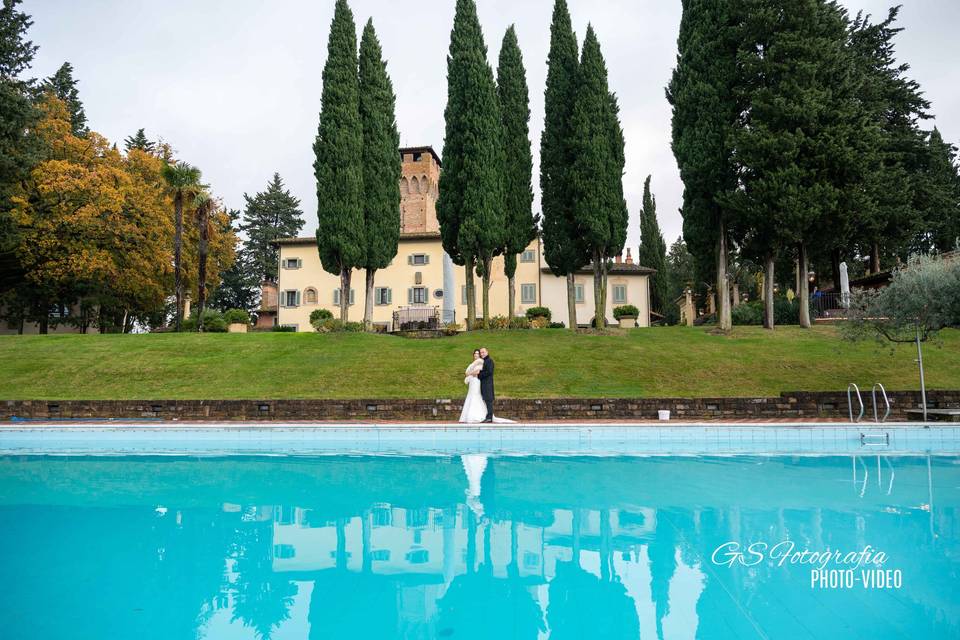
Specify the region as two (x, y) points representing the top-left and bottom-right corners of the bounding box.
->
(23, 0), (960, 250)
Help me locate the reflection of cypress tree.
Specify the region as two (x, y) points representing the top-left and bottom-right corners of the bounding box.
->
(230, 517), (298, 640)
(308, 572), (398, 638)
(546, 561), (639, 639)
(648, 509), (678, 640)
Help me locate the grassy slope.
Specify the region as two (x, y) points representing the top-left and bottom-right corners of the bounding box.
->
(2, 327), (958, 400)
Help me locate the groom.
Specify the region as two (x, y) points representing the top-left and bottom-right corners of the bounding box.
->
(478, 347), (495, 423)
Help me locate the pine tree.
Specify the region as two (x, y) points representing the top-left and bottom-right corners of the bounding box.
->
(924, 128), (960, 252)
(240, 172), (304, 283)
(210, 210), (259, 312)
(638, 175), (669, 314)
(124, 128), (156, 154)
(358, 18), (400, 331)
(496, 25), (537, 320)
(668, 0), (740, 331)
(314, 0), (365, 323)
(540, 0), (584, 331)
(569, 25), (627, 330)
(43, 61), (87, 136)
(436, 0), (505, 329)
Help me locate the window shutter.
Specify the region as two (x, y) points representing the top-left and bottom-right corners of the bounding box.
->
(424, 254), (430, 265)
(296, 259), (302, 268)
(333, 289), (339, 305)
(408, 288), (414, 304)
(349, 289), (355, 305)
(295, 290), (301, 306)
(386, 288), (392, 304)
(407, 255), (413, 265)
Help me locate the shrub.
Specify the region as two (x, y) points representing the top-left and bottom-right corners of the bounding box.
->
(525, 306), (551, 321)
(343, 321), (364, 332)
(309, 308), (334, 330)
(443, 322), (462, 336)
(182, 309), (228, 332)
(314, 319), (342, 333)
(488, 315), (510, 330)
(271, 325), (296, 332)
(509, 316), (531, 330)
(548, 321), (565, 329)
(530, 316), (549, 329)
(223, 308), (251, 325)
(613, 304), (639, 320)
(732, 301), (762, 326)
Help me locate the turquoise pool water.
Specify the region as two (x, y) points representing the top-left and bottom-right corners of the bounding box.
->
(0, 453), (957, 639)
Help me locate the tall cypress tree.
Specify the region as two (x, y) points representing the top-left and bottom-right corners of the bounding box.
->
(358, 18), (400, 331)
(43, 62), (87, 136)
(124, 128), (156, 154)
(240, 172), (304, 282)
(923, 128), (960, 253)
(496, 25), (536, 319)
(540, 0), (584, 331)
(638, 175), (668, 314)
(569, 25), (627, 330)
(437, 0), (505, 329)
(668, 0), (740, 331)
(314, 0), (365, 323)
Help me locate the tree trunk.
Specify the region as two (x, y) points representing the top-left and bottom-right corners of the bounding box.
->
(363, 268), (376, 331)
(339, 268), (351, 323)
(197, 207), (209, 332)
(763, 253), (775, 330)
(716, 221), (731, 331)
(600, 259), (609, 326)
(593, 251), (604, 330)
(798, 241), (811, 328)
(481, 255), (493, 329)
(121, 310), (129, 334)
(464, 260), (476, 330)
(173, 191), (184, 332)
(507, 274), (516, 321)
(731, 281), (740, 308)
(566, 273), (577, 331)
(38, 315), (48, 335)
(830, 247), (841, 291)
(870, 242), (881, 274)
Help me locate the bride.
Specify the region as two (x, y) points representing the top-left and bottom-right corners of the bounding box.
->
(458, 349), (514, 424)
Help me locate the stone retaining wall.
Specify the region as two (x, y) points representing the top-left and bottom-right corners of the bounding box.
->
(3, 391), (957, 422)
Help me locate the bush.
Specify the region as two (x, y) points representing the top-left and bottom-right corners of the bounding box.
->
(661, 303), (680, 326)
(525, 306), (551, 322)
(314, 319), (342, 333)
(181, 309), (228, 332)
(443, 322), (462, 336)
(548, 321), (565, 329)
(343, 321), (364, 333)
(509, 316), (531, 330)
(309, 308), (334, 330)
(223, 308), (251, 325)
(613, 304), (639, 320)
(530, 316), (549, 329)
(271, 325), (296, 332)
(488, 315), (510, 330)
(732, 301), (763, 326)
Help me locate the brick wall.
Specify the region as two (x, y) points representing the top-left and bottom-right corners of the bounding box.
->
(3, 391), (957, 422)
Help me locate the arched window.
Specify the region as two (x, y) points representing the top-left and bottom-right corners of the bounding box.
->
(400, 177), (409, 195)
(304, 287), (318, 305)
(411, 176), (420, 194)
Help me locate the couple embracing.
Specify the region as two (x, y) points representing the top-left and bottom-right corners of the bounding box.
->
(458, 347), (514, 424)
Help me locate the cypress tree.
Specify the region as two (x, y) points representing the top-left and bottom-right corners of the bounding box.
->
(924, 128), (960, 253)
(638, 175), (669, 315)
(540, 0), (584, 331)
(314, 0), (365, 323)
(240, 172), (304, 282)
(496, 25), (536, 319)
(569, 25), (627, 330)
(358, 19), (401, 331)
(124, 128), (156, 154)
(437, 0), (505, 329)
(667, 0), (740, 331)
(43, 61), (87, 136)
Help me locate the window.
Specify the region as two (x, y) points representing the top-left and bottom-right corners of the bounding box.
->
(282, 258), (302, 269)
(406, 549), (430, 564)
(371, 549), (391, 561)
(461, 285), (467, 305)
(575, 284), (585, 304)
(613, 285), (627, 304)
(304, 288), (318, 304)
(520, 249), (536, 263)
(332, 289), (356, 305)
(372, 506), (392, 526)
(375, 287), (392, 305)
(521, 283), (537, 304)
(409, 287), (428, 304)
(273, 544), (296, 559)
(523, 551), (540, 570)
(282, 290), (300, 307)
(408, 253), (429, 266)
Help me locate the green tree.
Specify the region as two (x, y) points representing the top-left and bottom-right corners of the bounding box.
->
(638, 175), (668, 314)
(193, 192), (216, 331)
(922, 128), (960, 253)
(569, 25), (627, 330)
(314, 0), (365, 323)
(240, 172), (304, 282)
(123, 128), (156, 154)
(210, 210), (259, 313)
(668, 0), (741, 331)
(161, 161), (203, 332)
(540, 0), (584, 331)
(42, 61), (87, 136)
(358, 18), (400, 331)
(496, 25), (537, 319)
(437, 0), (505, 329)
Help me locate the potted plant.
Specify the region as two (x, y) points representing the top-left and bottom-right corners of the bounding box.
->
(613, 304), (640, 328)
(223, 308), (251, 333)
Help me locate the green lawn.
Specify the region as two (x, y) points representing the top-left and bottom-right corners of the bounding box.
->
(2, 326), (958, 400)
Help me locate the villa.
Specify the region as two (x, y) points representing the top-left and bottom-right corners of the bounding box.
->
(263, 146), (654, 332)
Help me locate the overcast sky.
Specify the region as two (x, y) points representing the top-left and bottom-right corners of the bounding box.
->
(23, 0), (960, 250)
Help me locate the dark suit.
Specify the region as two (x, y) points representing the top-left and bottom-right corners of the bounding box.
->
(478, 356), (495, 421)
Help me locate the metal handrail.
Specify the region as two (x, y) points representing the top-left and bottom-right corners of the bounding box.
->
(871, 383), (891, 424)
(847, 383), (864, 423)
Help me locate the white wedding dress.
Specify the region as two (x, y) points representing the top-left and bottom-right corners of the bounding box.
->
(458, 358), (515, 424)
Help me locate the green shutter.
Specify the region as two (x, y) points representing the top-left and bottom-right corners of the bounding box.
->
(386, 288), (392, 304)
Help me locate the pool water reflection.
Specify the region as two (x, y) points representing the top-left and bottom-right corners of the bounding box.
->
(0, 454), (957, 639)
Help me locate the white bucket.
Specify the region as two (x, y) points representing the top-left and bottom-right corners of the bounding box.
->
(658, 410), (671, 421)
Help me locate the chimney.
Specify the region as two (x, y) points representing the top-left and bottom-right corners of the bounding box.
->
(615, 254), (622, 264)
(625, 248), (634, 265)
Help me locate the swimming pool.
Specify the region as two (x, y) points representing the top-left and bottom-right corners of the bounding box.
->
(1, 425), (957, 639)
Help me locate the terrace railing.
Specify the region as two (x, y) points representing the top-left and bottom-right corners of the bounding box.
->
(812, 291), (850, 319)
(392, 306), (444, 332)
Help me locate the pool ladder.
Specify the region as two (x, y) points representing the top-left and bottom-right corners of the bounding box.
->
(849, 383), (891, 447)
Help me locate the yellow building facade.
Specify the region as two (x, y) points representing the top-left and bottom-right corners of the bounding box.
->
(274, 146), (653, 331)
